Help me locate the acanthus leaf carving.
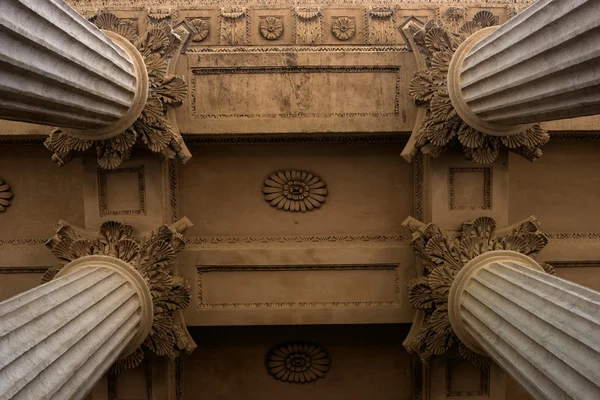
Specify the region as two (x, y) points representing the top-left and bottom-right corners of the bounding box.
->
(44, 217), (197, 373)
(402, 215), (552, 365)
(294, 7), (323, 44)
(219, 7), (248, 45)
(45, 12), (190, 170)
(408, 10), (549, 164)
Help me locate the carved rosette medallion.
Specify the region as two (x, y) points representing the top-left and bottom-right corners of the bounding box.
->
(402, 216), (554, 365)
(408, 10), (549, 163)
(44, 12), (189, 170)
(259, 16), (284, 40)
(263, 170), (327, 212)
(44, 219), (197, 373)
(191, 19), (210, 42)
(0, 178), (13, 212)
(332, 17), (355, 41)
(266, 343), (331, 383)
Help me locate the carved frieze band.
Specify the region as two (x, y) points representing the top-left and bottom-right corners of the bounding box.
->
(185, 233), (410, 248)
(196, 264), (401, 308)
(0, 267), (49, 274)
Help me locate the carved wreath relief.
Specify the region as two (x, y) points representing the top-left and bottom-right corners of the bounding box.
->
(0, 178), (13, 212)
(263, 170), (327, 212)
(408, 9), (549, 163)
(332, 17), (355, 41)
(45, 12), (189, 170)
(44, 219), (197, 373)
(259, 16), (284, 40)
(402, 216), (554, 366)
(266, 343), (331, 383)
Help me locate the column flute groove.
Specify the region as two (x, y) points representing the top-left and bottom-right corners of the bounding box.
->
(0, 0), (143, 132)
(0, 256), (153, 400)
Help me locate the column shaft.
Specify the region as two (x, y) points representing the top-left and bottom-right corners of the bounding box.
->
(0, 0), (138, 130)
(449, 252), (600, 400)
(455, 0), (600, 127)
(0, 256), (152, 400)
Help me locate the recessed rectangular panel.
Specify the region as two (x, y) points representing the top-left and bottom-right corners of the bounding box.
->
(191, 66), (400, 119)
(197, 265), (400, 308)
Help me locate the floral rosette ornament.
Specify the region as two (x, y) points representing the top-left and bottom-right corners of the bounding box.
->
(45, 12), (189, 169)
(44, 219), (197, 373)
(332, 17), (355, 41)
(266, 343), (331, 383)
(408, 10), (549, 163)
(259, 16), (283, 40)
(402, 216), (554, 366)
(263, 170), (327, 212)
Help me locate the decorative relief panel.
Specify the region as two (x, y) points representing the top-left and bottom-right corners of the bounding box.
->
(219, 7), (248, 45)
(259, 16), (284, 40)
(367, 6), (397, 44)
(190, 18), (210, 42)
(0, 178), (13, 212)
(266, 343), (331, 383)
(448, 167), (491, 211)
(294, 7), (323, 44)
(196, 265), (401, 309)
(98, 166), (147, 217)
(263, 170), (327, 212)
(331, 16), (356, 41)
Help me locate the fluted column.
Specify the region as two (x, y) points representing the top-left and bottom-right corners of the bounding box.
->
(448, 0), (600, 136)
(0, 0), (147, 139)
(0, 255), (153, 400)
(448, 251), (600, 400)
